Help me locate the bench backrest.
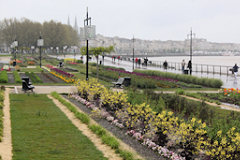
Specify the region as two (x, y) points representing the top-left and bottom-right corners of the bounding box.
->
(22, 80), (29, 90)
(122, 77), (131, 87)
(117, 78), (124, 84)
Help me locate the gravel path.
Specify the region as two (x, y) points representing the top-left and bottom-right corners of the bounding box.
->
(63, 95), (164, 160)
(0, 89), (12, 160)
(48, 95), (122, 160)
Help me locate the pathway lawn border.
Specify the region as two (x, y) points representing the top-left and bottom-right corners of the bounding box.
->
(10, 94), (107, 160)
(51, 92), (142, 160)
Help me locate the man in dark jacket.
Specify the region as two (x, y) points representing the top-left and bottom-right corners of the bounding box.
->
(187, 60), (192, 75)
(233, 63), (239, 78)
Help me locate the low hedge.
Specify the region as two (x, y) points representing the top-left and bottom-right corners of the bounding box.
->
(13, 71), (21, 83)
(134, 69), (223, 88)
(0, 71), (8, 83)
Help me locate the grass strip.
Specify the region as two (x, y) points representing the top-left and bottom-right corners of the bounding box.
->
(10, 94), (106, 160)
(51, 92), (138, 160)
(25, 72), (43, 83)
(0, 71), (8, 83)
(13, 71), (21, 83)
(0, 90), (4, 142)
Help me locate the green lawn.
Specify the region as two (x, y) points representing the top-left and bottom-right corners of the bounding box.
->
(19, 67), (43, 72)
(10, 94), (107, 160)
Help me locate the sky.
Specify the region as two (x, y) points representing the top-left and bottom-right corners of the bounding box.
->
(1, 0), (240, 43)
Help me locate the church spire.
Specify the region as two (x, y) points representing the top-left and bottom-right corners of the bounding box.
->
(74, 16), (78, 33)
(67, 16), (70, 26)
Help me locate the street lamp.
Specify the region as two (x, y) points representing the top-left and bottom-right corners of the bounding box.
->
(187, 28), (195, 75)
(37, 36), (44, 68)
(84, 7), (92, 81)
(13, 39), (18, 66)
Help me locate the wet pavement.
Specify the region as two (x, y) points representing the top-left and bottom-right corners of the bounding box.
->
(98, 57), (240, 89)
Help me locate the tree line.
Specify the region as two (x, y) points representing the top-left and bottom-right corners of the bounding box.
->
(0, 18), (79, 51)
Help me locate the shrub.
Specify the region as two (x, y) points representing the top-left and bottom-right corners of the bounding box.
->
(13, 71), (21, 83)
(0, 71), (8, 83)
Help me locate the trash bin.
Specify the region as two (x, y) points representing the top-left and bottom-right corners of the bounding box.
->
(184, 69), (189, 74)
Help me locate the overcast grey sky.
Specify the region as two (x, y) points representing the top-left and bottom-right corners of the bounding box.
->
(0, 0), (240, 43)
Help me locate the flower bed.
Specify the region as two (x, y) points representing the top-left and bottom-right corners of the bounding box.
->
(134, 69), (223, 88)
(46, 64), (75, 83)
(70, 78), (240, 159)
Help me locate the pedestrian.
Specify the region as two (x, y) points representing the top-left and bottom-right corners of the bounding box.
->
(181, 59), (186, 72)
(187, 60), (192, 75)
(135, 58), (138, 67)
(233, 63), (239, 78)
(163, 60), (168, 70)
(138, 58), (141, 68)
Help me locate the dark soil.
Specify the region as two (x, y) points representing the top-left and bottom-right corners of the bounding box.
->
(36, 73), (65, 83)
(63, 67), (78, 72)
(63, 95), (165, 160)
(7, 73), (15, 83)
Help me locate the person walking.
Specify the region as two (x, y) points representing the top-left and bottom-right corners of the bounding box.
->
(187, 60), (192, 75)
(163, 60), (168, 70)
(233, 63), (239, 78)
(181, 59), (186, 72)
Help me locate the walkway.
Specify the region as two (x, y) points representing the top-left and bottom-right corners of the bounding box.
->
(10, 85), (78, 94)
(48, 95), (123, 160)
(102, 57), (240, 89)
(0, 89), (12, 160)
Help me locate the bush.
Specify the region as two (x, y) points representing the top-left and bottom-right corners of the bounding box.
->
(76, 60), (83, 63)
(13, 71), (21, 83)
(0, 71), (8, 83)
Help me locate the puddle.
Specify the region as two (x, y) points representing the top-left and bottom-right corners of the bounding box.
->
(221, 102), (240, 110)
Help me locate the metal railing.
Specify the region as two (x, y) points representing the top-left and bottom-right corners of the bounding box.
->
(122, 57), (234, 76)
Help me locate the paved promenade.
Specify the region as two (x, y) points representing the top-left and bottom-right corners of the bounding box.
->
(100, 57), (240, 88)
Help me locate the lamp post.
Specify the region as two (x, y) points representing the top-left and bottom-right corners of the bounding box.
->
(84, 7), (92, 81)
(13, 39), (18, 66)
(37, 36), (44, 68)
(187, 29), (195, 75)
(101, 40), (105, 66)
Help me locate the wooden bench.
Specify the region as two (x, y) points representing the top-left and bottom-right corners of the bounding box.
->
(112, 77), (131, 88)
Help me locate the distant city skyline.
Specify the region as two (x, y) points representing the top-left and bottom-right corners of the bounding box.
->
(1, 0), (240, 43)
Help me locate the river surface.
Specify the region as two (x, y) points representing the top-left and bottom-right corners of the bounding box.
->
(147, 56), (240, 67)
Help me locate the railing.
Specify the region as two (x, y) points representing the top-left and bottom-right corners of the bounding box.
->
(122, 57), (233, 76)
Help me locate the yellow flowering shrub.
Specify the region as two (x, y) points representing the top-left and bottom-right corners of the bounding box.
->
(73, 78), (240, 159)
(206, 127), (240, 159)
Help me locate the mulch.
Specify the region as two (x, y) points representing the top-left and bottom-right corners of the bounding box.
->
(63, 95), (165, 160)
(7, 73), (15, 83)
(36, 73), (65, 83)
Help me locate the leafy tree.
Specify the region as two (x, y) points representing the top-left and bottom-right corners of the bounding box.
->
(81, 46), (114, 79)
